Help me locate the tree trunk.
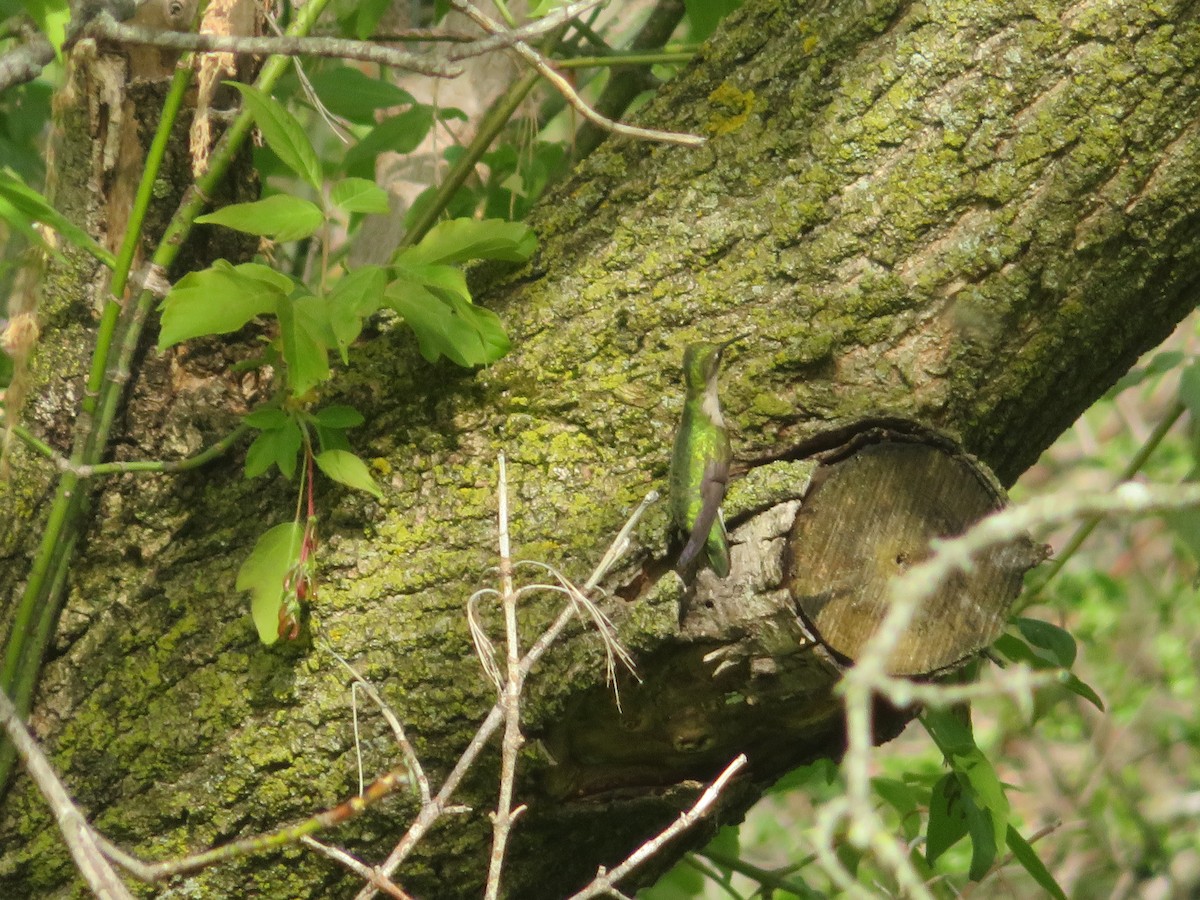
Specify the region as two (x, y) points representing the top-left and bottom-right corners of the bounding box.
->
(3, 0), (1199, 897)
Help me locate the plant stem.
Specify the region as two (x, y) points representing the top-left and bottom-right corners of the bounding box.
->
(0, 0), (334, 794)
(400, 70), (540, 249)
(1019, 399), (1187, 606)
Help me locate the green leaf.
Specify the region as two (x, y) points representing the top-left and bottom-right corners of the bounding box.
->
(227, 82), (322, 190)
(236, 522), (304, 645)
(874, 776), (919, 820)
(315, 426), (351, 453)
(684, 0), (741, 40)
(1006, 825), (1067, 900)
(384, 278), (509, 367)
(244, 419), (302, 479)
(398, 217), (537, 266)
(961, 789), (999, 880)
(926, 773), (968, 864)
(331, 177), (390, 215)
(1165, 506), (1200, 570)
(25, 0), (70, 59)
(1179, 360), (1200, 420)
(1013, 617), (1077, 667)
(158, 261), (288, 348)
(277, 295), (333, 397)
(354, 0), (391, 39)
(244, 407), (290, 430)
(1109, 350), (1185, 396)
(304, 67), (415, 124)
(446, 294), (510, 362)
(197, 195), (324, 241)
(342, 106), (436, 179)
(925, 709), (1009, 858)
(0, 168), (114, 266)
(328, 265), (387, 361)
(394, 262), (470, 300)
(312, 405), (364, 428)
(993, 632), (1105, 711)
(875, 776), (923, 840)
(315, 449), (383, 499)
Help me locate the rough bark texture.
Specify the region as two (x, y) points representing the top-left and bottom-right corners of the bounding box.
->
(2, 0), (1200, 897)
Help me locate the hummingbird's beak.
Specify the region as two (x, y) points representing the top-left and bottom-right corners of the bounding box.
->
(718, 331), (753, 354)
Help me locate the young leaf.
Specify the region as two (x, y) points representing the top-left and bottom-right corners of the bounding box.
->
(158, 261), (288, 348)
(1006, 825), (1067, 900)
(244, 419), (302, 479)
(0, 168), (114, 266)
(384, 279), (509, 367)
(328, 265), (387, 361)
(244, 406), (291, 430)
(236, 522), (304, 645)
(315, 449), (383, 499)
(197, 195), (324, 241)
(926, 773), (969, 864)
(312, 405), (364, 428)
(304, 67), (415, 124)
(331, 177), (390, 215)
(277, 296), (333, 397)
(398, 217), (537, 266)
(342, 106), (436, 179)
(227, 82), (323, 190)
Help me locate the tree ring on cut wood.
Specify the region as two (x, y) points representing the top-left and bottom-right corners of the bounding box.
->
(785, 437), (1037, 676)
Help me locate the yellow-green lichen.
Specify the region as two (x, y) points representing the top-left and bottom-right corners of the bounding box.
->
(706, 82), (757, 136)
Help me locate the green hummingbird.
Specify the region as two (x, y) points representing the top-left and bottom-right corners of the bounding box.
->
(669, 336), (746, 578)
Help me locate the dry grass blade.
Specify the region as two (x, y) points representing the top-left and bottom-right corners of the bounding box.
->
(467, 588), (504, 691)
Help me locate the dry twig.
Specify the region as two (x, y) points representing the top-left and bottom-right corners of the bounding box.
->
(449, 0), (705, 147)
(0, 686), (134, 900)
(567, 754), (749, 899)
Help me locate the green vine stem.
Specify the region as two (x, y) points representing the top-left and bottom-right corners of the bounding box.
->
(0, 0), (334, 792)
(400, 69), (540, 250)
(0, 63), (198, 751)
(0, 415), (249, 477)
(1018, 399), (1189, 607)
(554, 49), (694, 68)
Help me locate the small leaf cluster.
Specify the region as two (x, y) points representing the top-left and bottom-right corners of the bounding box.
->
(159, 83), (533, 395)
(156, 82), (536, 644)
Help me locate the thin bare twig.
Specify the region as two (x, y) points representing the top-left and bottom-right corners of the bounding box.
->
(486, 451), (525, 899)
(567, 754), (749, 899)
(89, 11), (457, 76)
(324, 645), (431, 807)
(0, 686), (134, 900)
(300, 837), (413, 900)
(356, 488), (660, 900)
(445, 0), (605, 60)
(449, 0), (705, 147)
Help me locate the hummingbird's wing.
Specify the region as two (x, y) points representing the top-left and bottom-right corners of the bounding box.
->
(676, 458), (729, 576)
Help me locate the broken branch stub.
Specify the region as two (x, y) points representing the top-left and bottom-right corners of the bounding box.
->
(786, 436), (1042, 676)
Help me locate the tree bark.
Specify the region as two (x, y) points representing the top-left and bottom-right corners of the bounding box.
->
(3, 0), (1200, 897)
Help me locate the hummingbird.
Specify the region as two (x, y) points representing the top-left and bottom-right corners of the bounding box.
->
(669, 335), (746, 579)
